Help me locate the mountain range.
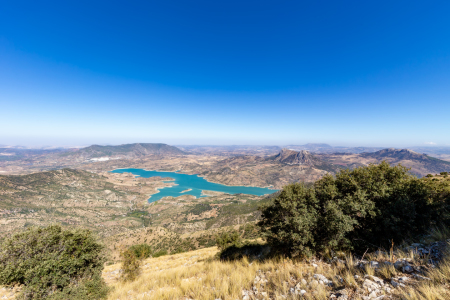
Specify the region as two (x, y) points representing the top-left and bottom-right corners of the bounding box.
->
(69, 143), (186, 158)
(360, 148), (450, 176)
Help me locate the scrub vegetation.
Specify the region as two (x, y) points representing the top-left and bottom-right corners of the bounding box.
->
(0, 225), (108, 300)
(259, 162), (450, 257)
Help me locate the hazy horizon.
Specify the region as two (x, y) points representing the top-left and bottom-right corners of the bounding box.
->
(1, 139), (448, 150)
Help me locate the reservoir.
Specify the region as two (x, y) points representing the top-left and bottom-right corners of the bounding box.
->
(111, 168), (277, 202)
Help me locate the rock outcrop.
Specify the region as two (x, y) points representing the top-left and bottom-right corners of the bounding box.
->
(268, 149), (343, 174)
(272, 149), (315, 166)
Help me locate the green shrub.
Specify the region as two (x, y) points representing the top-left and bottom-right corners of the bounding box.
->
(241, 223), (261, 239)
(325, 162), (433, 251)
(423, 176), (450, 227)
(259, 162), (437, 257)
(152, 249), (168, 258)
(258, 183), (319, 257)
(119, 249), (140, 282)
(45, 274), (109, 300)
(129, 244), (152, 259)
(0, 225), (107, 300)
(216, 230), (242, 251)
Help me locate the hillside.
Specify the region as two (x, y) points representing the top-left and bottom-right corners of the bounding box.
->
(0, 143), (186, 175)
(269, 148), (342, 173)
(195, 154), (332, 188)
(76, 152), (335, 189)
(103, 192), (271, 260)
(0, 147), (67, 162)
(69, 143), (186, 158)
(271, 149), (316, 165)
(0, 168), (273, 260)
(177, 145), (282, 156)
(0, 169), (174, 237)
(361, 148), (450, 176)
(101, 239), (450, 300)
(287, 144), (384, 154)
(318, 148), (450, 177)
(361, 148), (430, 161)
(1, 165), (450, 300)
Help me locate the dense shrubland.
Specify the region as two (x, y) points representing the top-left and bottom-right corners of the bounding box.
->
(0, 225), (108, 300)
(258, 161), (450, 258)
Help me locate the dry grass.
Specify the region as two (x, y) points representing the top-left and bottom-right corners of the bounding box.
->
(428, 226), (450, 243)
(395, 243), (450, 300)
(104, 247), (333, 300)
(2, 241), (449, 299)
(103, 242), (450, 300)
(400, 285), (450, 300)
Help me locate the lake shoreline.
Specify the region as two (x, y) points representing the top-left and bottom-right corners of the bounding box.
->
(111, 167), (277, 190)
(110, 168), (278, 202)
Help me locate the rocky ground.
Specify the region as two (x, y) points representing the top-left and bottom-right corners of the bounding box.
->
(241, 240), (450, 300)
(102, 236), (450, 300)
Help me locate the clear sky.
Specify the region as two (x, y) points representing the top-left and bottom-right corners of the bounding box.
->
(1, 1), (449, 147)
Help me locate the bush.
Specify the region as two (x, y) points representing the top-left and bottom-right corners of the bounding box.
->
(326, 162), (433, 251)
(0, 225), (107, 300)
(259, 162), (438, 257)
(423, 176), (450, 227)
(119, 249), (140, 282)
(152, 249), (168, 258)
(129, 244), (152, 259)
(258, 183), (319, 257)
(44, 274), (109, 300)
(216, 230), (242, 251)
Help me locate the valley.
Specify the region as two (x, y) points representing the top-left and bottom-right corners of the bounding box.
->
(1, 142), (450, 261)
(1, 143), (450, 300)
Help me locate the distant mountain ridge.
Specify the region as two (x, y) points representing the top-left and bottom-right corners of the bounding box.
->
(286, 144), (384, 154)
(361, 148), (428, 162)
(73, 143), (186, 158)
(359, 148), (450, 176)
(272, 149), (315, 166)
(271, 148), (450, 178)
(269, 148), (342, 173)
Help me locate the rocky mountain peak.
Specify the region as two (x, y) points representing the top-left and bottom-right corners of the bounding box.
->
(273, 148), (315, 165)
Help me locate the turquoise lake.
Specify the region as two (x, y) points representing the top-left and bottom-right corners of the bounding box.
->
(111, 168), (277, 202)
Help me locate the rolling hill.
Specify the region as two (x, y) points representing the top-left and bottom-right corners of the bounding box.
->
(67, 143), (186, 158)
(319, 148), (450, 177)
(361, 148), (450, 176)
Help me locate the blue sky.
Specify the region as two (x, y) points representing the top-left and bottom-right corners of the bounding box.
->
(1, 1), (449, 147)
